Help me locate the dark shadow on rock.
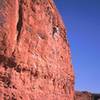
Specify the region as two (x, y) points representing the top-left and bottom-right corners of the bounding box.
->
(0, 55), (17, 68)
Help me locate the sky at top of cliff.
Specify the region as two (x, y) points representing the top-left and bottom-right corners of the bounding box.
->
(54, 0), (100, 93)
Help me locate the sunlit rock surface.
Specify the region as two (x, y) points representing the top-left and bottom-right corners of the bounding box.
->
(0, 0), (74, 100)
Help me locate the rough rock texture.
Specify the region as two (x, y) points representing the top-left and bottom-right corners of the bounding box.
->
(75, 91), (100, 100)
(0, 0), (74, 100)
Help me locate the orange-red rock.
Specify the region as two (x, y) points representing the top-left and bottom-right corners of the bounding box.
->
(0, 0), (74, 100)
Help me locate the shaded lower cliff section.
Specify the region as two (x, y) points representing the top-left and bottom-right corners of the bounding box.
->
(75, 91), (100, 100)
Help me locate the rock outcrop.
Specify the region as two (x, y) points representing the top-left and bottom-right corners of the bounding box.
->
(75, 91), (100, 100)
(0, 0), (74, 100)
(75, 91), (92, 100)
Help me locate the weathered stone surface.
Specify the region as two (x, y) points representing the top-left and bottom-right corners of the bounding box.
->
(0, 0), (74, 100)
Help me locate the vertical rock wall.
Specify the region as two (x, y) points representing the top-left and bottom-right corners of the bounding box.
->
(0, 0), (74, 100)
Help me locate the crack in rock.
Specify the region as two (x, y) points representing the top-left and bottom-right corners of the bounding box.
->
(16, 0), (23, 42)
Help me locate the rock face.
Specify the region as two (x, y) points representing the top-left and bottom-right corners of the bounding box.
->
(0, 0), (74, 100)
(75, 91), (100, 100)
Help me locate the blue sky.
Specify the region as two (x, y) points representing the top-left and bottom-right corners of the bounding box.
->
(54, 0), (100, 93)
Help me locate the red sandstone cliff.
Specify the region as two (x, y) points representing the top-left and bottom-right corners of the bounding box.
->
(0, 0), (74, 100)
